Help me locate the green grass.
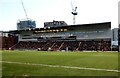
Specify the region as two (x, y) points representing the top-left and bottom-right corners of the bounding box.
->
(2, 50), (119, 76)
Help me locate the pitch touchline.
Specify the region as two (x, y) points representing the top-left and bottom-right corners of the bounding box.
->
(1, 61), (120, 73)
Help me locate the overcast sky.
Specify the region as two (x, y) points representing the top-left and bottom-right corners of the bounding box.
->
(0, 0), (120, 31)
(119, 1), (120, 25)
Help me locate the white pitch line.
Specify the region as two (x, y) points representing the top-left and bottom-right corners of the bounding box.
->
(1, 61), (120, 73)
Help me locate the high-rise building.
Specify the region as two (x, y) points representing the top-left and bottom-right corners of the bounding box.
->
(17, 19), (36, 30)
(44, 20), (67, 27)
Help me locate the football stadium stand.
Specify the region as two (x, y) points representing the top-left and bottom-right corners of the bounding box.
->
(0, 22), (118, 51)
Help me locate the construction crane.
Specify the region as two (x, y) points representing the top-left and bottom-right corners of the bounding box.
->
(71, 0), (78, 25)
(21, 0), (28, 19)
(17, 0), (36, 30)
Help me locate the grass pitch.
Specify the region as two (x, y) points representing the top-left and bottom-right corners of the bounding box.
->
(2, 50), (119, 76)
